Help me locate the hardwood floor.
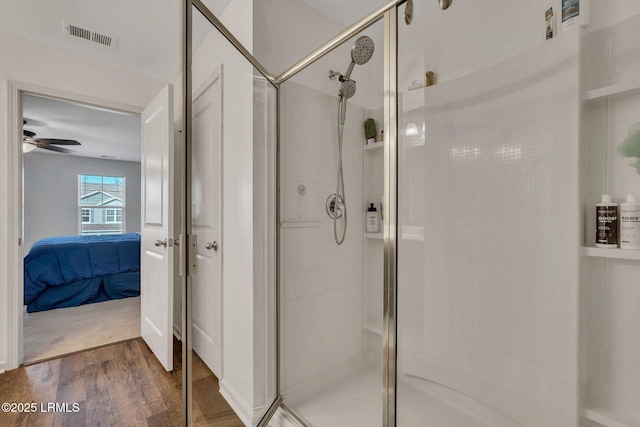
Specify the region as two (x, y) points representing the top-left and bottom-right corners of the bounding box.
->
(0, 338), (244, 427)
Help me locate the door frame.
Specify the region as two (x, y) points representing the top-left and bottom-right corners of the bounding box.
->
(5, 80), (143, 370)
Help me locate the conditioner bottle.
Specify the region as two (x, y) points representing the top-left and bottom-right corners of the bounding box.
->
(366, 203), (379, 233)
(596, 194), (618, 248)
(620, 194), (640, 250)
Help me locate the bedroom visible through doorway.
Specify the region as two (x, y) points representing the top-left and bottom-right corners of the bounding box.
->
(21, 93), (145, 364)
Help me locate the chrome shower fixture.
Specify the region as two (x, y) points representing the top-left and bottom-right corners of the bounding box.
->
(328, 35), (375, 87)
(339, 80), (356, 99)
(343, 35), (375, 81)
(326, 194), (345, 220)
(440, 0), (452, 10)
(327, 35), (375, 245)
(330, 35), (376, 126)
(329, 70), (346, 81)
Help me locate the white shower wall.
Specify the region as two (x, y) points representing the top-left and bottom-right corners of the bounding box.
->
(582, 10), (640, 422)
(280, 81), (366, 391)
(397, 26), (581, 427)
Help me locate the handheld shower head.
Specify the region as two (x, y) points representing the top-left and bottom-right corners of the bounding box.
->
(339, 80), (356, 99)
(339, 80), (356, 125)
(331, 35), (375, 125)
(351, 36), (375, 65)
(344, 36), (375, 80)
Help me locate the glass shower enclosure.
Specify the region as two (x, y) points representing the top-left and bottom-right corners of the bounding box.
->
(183, 0), (640, 426)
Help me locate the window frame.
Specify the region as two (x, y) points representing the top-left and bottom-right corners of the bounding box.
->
(81, 208), (93, 224)
(105, 208), (123, 224)
(78, 175), (126, 235)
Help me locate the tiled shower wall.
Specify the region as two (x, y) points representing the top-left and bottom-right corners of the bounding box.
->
(280, 81), (365, 390)
(396, 29), (581, 426)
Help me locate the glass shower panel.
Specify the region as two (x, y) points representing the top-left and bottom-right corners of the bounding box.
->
(188, 6), (277, 426)
(396, 2), (581, 426)
(279, 20), (384, 427)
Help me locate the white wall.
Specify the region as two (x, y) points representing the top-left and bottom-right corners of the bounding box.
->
(0, 32), (169, 372)
(582, 4), (640, 421)
(23, 153), (141, 253)
(253, 0), (345, 78)
(399, 0), (580, 113)
(279, 80), (365, 391)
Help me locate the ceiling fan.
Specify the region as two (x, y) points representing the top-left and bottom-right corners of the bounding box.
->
(22, 120), (81, 154)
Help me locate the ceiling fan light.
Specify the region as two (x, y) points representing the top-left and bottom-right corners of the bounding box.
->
(23, 142), (37, 153)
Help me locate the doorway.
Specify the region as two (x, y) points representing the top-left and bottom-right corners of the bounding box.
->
(21, 93), (144, 364)
(6, 83), (181, 372)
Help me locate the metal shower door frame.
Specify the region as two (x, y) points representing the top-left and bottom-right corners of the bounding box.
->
(182, 1), (402, 426)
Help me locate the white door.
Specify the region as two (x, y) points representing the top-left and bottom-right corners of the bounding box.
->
(141, 85), (174, 371)
(191, 70), (223, 376)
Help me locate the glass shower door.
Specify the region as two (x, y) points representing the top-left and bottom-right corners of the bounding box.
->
(278, 19), (385, 427)
(186, 4), (277, 426)
(395, 2), (581, 426)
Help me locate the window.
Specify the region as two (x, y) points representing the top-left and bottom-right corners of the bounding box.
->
(105, 208), (122, 223)
(81, 208), (92, 224)
(78, 175), (126, 235)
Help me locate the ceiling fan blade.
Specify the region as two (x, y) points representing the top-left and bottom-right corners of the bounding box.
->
(34, 138), (81, 146)
(39, 145), (75, 154)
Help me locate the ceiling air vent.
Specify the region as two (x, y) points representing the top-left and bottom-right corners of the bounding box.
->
(63, 22), (118, 49)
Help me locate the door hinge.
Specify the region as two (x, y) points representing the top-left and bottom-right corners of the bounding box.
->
(188, 234), (197, 276)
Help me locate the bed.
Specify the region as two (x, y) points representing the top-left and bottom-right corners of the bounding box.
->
(24, 233), (141, 313)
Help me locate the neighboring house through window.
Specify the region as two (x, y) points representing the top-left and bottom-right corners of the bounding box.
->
(78, 175), (126, 235)
(81, 208), (92, 224)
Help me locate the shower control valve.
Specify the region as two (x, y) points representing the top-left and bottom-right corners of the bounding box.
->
(326, 194), (345, 220)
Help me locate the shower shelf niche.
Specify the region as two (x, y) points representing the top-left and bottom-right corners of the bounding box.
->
(583, 405), (640, 427)
(280, 219), (322, 228)
(363, 321), (383, 336)
(365, 140), (383, 150)
(583, 79), (640, 101)
(581, 246), (640, 261)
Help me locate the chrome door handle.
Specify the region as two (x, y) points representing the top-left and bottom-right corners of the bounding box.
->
(205, 241), (218, 251)
(155, 239), (167, 247)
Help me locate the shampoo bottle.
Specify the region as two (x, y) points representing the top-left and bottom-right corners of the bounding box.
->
(366, 203), (379, 233)
(620, 194), (640, 250)
(596, 194), (618, 248)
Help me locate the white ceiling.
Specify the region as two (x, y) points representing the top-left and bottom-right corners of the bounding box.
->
(0, 1), (183, 81)
(23, 94), (142, 163)
(298, 0), (389, 27)
(0, 0), (229, 163)
(2, 0), (383, 163)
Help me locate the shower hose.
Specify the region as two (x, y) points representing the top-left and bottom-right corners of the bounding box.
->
(333, 96), (347, 245)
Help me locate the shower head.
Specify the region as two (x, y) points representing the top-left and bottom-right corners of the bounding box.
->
(351, 36), (375, 65)
(339, 80), (356, 99)
(338, 80), (356, 125)
(343, 36), (375, 80)
(332, 36), (374, 125)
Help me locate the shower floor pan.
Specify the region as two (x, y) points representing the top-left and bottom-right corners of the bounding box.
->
(284, 354), (509, 427)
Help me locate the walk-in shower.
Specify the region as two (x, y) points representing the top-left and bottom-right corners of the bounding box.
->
(182, 0), (640, 425)
(327, 35), (375, 245)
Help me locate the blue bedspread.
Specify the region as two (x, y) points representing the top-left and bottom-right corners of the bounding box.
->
(24, 233), (141, 312)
